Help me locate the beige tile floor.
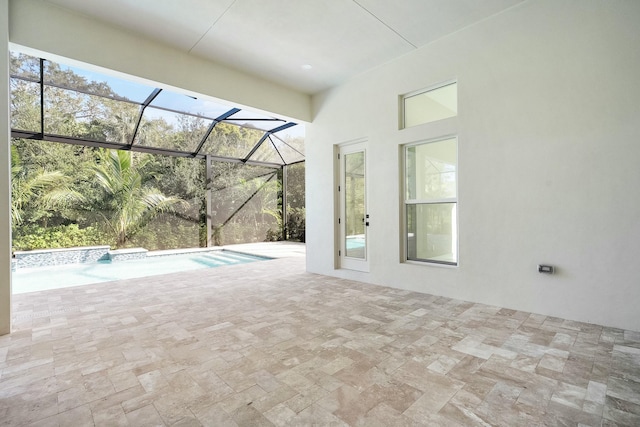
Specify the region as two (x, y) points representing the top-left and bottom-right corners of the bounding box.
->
(1, 243), (639, 426)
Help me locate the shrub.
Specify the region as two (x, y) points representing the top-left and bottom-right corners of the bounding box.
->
(12, 224), (110, 251)
(286, 207), (305, 242)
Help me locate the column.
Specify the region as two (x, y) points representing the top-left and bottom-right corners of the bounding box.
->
(0, 0), (12, 335)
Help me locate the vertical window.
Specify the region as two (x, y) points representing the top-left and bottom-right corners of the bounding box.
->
(404, 137), (457, 265)
(402, 82), (457, 128)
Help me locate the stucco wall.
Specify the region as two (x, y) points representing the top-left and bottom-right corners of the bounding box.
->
(307, 0), (640, 331)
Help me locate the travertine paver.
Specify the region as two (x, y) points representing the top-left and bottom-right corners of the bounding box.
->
(1, 251), (639, 426)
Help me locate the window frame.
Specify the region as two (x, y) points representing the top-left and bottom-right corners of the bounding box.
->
(402, 136), (459, 266)
(400, 80), (457, 129)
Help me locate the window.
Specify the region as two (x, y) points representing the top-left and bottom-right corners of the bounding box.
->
(404, 137), (457, 265)
(402, 82), (457, 128)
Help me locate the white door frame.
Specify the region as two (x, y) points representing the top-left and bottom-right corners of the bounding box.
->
(336, 140), (369, 272)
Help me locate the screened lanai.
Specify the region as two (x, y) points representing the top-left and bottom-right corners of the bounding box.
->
(9, 51), (305, 249)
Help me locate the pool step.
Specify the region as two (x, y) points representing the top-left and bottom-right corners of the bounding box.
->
(197, 251), (266, 266)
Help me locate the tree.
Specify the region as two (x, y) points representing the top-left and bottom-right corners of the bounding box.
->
(93, 149), (185, 246)
(285, 162), (305, 242)
(10, 145), (84, 227)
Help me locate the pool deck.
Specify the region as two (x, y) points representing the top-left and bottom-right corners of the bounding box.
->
(222, 241), (306, 259)
(3, 242), (640, 425)
(144, 242), (306, 260)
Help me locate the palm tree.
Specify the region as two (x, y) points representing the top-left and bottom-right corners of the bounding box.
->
(93, 149), (185, 246)
(11, 145), (84, 226)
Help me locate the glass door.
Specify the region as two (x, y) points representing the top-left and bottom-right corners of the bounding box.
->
(339, 142), (369, 271)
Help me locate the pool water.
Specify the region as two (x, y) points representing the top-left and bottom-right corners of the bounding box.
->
(12, 250), (268, 294)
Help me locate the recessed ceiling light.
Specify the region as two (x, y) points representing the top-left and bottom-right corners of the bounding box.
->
(301, 64), (313, 70)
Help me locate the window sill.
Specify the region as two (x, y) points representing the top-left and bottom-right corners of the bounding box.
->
(403, 259), (458, 269)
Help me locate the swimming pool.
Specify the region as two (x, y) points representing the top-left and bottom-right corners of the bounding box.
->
(11, 250), (269, 294)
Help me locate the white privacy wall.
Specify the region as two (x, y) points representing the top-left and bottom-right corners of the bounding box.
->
(306, 0), (640, 331)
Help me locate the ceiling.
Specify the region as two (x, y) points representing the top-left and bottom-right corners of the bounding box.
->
(41, 0), (526, 95)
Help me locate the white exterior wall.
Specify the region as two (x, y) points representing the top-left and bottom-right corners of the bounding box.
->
(307, 0), (640, 331)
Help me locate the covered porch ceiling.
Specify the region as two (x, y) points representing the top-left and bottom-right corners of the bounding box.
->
(38, 0), (526, 94)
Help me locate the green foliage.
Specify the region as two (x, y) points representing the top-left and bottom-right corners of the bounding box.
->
(264, 206), (305, 243)
(148, 153), (205, 202)
(210, 162), (279, 246)
(12, 224), (108, 251)
(264, 227), (281, 242)
(93, 149), (186, 246)
(286, 207), (306, 242)
(264, 163), (306, 242)
(286, 163), (305, 209)
(285, 163), (305, 242)
(10, 144), (85, 226)
(125, 218), (200, 250)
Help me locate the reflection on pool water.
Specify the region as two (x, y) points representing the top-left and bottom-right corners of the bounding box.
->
(12, 250), (269, 294)
(346, 236), (365, 250)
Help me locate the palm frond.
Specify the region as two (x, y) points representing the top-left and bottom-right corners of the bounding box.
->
(91, 149), (185, 245)
(40, 188), (86, 209)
